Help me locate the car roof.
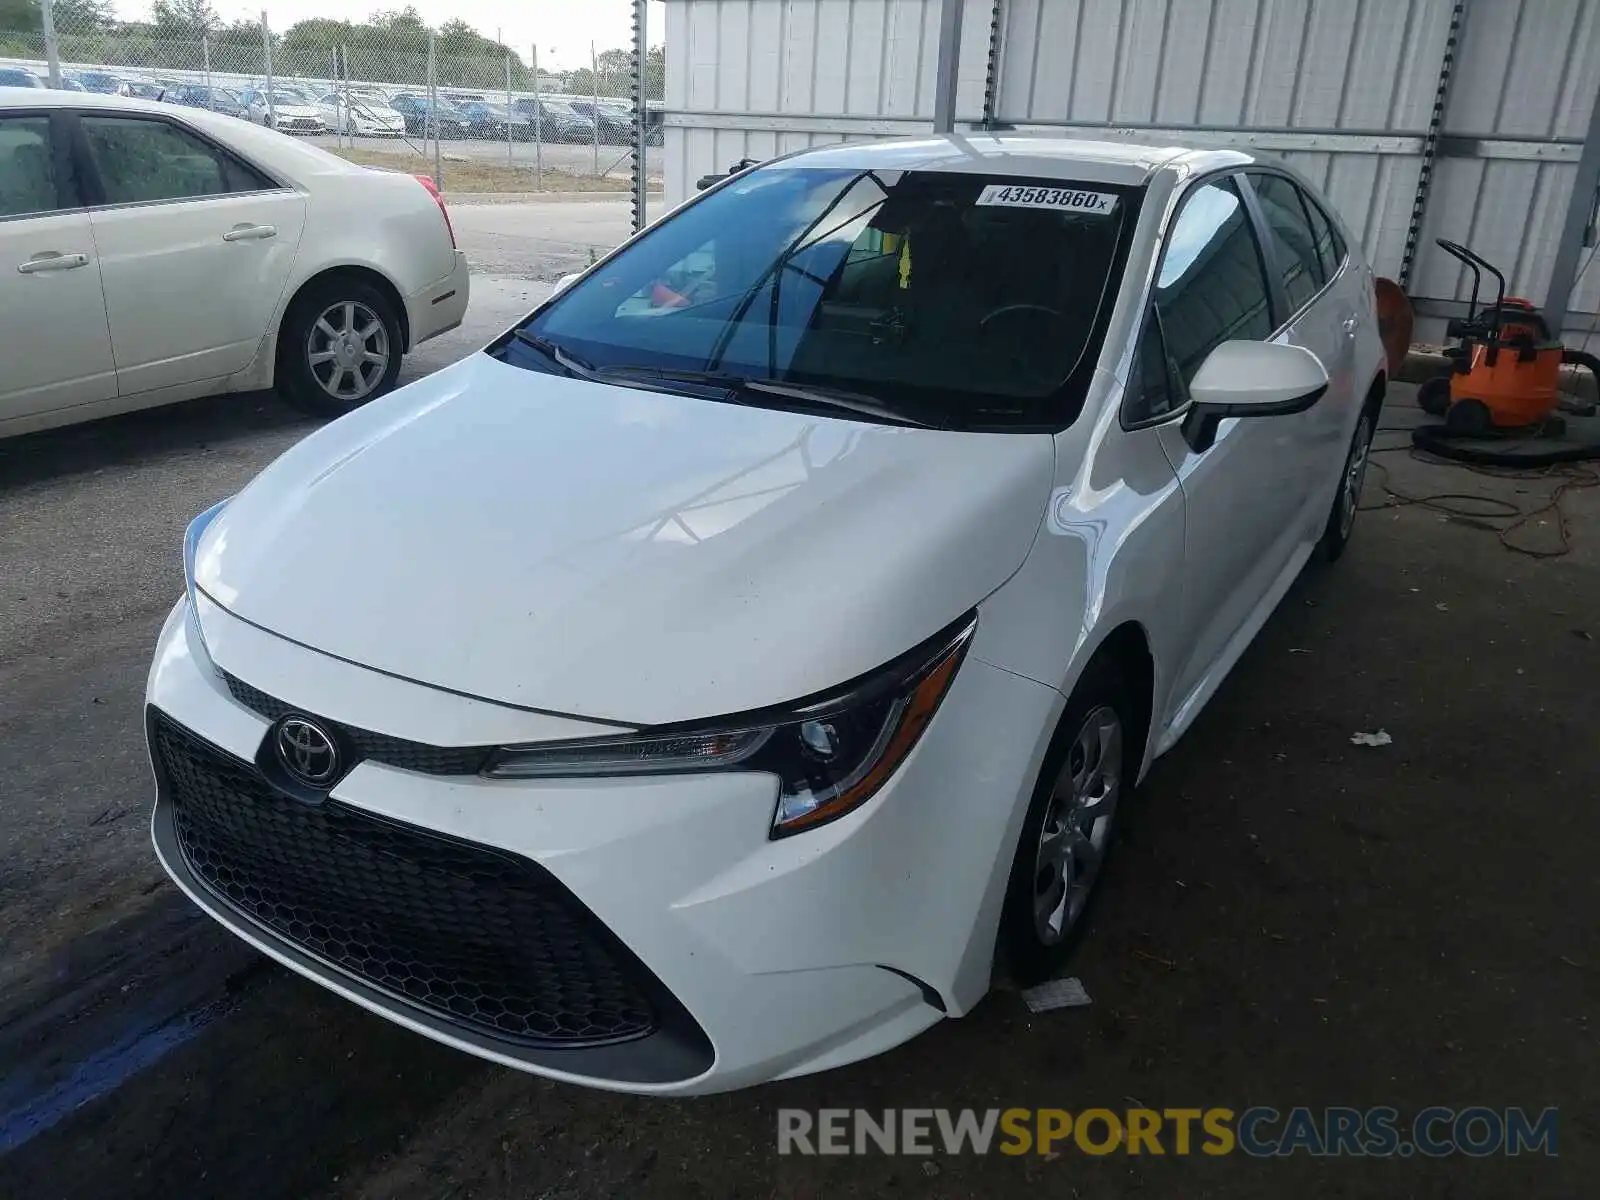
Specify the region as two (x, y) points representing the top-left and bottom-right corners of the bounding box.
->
(776, 133), (1254, 186)
(0, 87), (373, 181)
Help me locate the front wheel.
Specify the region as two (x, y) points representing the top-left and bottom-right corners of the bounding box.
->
(999, 663), (1135, 984)
(276, 278), (403, 418)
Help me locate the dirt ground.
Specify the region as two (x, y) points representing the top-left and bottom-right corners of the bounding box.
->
(323, 145), (633, 192)
(1, 383), (1595, 1199)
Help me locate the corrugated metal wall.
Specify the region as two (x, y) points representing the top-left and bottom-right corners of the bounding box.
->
(662, 0), (1600, 333)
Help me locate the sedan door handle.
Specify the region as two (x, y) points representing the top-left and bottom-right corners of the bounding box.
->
(1342, 315), (1360, 336)
(222, 224), (277, 242)
(17, 251), (89, 274)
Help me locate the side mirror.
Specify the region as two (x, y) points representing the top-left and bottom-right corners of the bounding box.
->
(1180, 341), (1329, 453)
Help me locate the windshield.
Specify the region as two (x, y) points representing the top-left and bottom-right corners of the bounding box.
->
(271, 89), (311, 105)
(507, 166), (1139, 429)
(543, 100), (578, 116)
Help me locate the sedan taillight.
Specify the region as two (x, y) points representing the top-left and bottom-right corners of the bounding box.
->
(413, 174), (456, 249)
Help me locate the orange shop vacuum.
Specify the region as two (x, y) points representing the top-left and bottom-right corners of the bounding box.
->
(1411, 238), (1600, 465)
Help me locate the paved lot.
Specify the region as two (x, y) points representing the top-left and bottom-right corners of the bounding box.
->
(1, 206), (1595, 1196)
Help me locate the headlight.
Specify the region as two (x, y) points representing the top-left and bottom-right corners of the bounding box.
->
(483, 614), (975, 838)
(182, 499), (229, 610)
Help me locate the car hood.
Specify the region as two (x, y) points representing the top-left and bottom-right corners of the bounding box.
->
(194, 353), (1054, 725)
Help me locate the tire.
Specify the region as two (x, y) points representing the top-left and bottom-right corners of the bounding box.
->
(1319, 407), (1375, 562)
(999, 661), (1137, 985)
(275, 277), (404, 419)
(1445, 396), (1493, 437)
(1416, 376), (1450, 416)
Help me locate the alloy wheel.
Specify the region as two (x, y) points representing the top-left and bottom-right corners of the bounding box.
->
(1033, 706), (1123, 945)
(306, 300), (390, 404)
(1339, 416), (1374, 538)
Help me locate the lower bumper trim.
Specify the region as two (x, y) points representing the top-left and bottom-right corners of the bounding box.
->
(149, 707), (714, 1086)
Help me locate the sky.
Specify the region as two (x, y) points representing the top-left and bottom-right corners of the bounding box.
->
(111, 1), (666, 71)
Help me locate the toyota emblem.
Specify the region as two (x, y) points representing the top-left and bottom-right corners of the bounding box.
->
(275, 716), (340, 786)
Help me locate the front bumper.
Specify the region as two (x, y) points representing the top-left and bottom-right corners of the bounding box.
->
(407, 250), (470, 348)
(146, 595), (1058, 1094)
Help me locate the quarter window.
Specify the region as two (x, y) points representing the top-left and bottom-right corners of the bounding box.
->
(1248, 172), (1325, 315)
(80, 116), (270, 205)
(0, 116), (63, 217)
(1124, 308), (1180, 424)
(1152, 176), (1275, 394)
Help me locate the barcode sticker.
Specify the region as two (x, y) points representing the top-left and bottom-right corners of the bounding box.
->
(975, 185), (1118, 214)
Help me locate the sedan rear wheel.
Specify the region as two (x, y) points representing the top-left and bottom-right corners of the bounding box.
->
(1319, 408), (1376, 561)
(277, 278), (403, 418)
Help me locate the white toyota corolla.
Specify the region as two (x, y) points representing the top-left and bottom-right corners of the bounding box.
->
(148, 135), (1385, 1095)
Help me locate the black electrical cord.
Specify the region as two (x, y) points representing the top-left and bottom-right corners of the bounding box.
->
(1362, 426), (1600, 559)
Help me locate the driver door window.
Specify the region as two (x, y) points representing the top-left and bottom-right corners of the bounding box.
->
(1150, 175), (1275, 394)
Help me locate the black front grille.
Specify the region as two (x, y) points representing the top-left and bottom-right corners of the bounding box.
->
(221, 671), (491, 776)
(154, 714), (659, 1047)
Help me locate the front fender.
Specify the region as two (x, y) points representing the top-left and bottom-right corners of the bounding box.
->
(970, 379), (1187, 781)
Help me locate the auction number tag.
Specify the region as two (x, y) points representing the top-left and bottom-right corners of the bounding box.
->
(975, 185), (1118, 214)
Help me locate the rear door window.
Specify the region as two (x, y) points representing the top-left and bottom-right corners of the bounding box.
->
(1302, 191), (1348, 280)
(79, 116), (272, 205)
(1247, 172), (1326, 315)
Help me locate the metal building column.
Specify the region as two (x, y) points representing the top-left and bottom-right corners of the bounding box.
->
(631, 0), (650, 233)
(932, 0), (966, 134)
(1399, 0), (1469, 291)
(1541, 82), (1600, 334)
(981, 0), (1005, 129)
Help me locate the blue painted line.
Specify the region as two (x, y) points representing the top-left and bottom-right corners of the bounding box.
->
(0, 1002), (224, 1156)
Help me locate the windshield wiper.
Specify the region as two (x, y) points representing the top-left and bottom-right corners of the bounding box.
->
(508, 329), (601, 379)
(598, 365), (927, 427)
(739, 379), (928, 427)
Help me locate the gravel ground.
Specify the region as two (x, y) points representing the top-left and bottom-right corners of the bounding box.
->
(0, 211), (1594, 1196)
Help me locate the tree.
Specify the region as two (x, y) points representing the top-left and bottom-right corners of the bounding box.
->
(1, 0), (114, 33)
(150, 0), (219, 39)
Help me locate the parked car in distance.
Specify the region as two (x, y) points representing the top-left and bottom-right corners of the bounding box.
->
(70, 70), (125, 94)
(167, 85), (251, 120)
(119, 79), (168, 101)
(1, 89), (468, 438)
(59, 75), (87, 91)
(570, 99), (630, 144)
(541, 97), (598, 142)
(388, 93), (468, 138)
(316, 91), (406, 137)
(0, 68), (42, 88)
(244, 86), (325, 134)
(146, 135), (1384, 1096)
(456, 100), (533, 141)
(509, 96), (593, 143)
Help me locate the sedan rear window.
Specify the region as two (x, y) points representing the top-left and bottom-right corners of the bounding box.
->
(512, 167), (1139, 429)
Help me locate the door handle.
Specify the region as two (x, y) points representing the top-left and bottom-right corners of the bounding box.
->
(1342, 315), (1360, 336)
(222, 224), (277, 242)
(17, 251), (89, 274)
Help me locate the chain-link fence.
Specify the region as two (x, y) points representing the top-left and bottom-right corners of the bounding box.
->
(1, 1), (663, 206)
